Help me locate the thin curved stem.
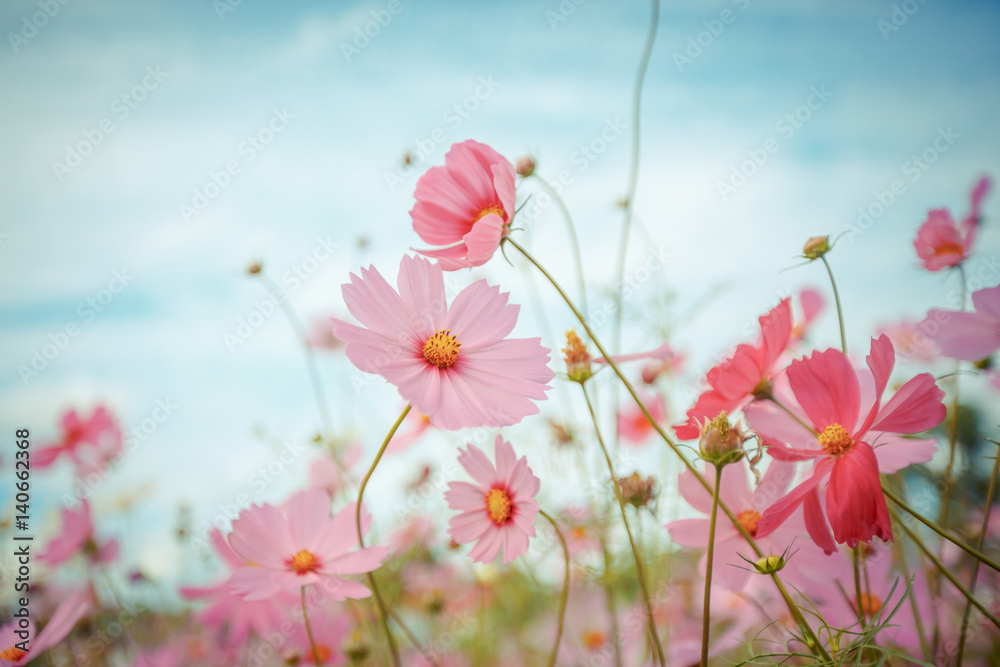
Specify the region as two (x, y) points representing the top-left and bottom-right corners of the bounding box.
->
(531, 173), (587, 314)
(257, 273), (351, 482)
(540, 509), (571, 667)
(819, 255), (846, 355)
(939, 264), (967, 537)
(355, 403), (411, 667)
(581, 385), (666, 666)
(613, 0), (660, 354)
(701, 464), (723, 667)
(956, 442), (1000, 666)
(302, 587), (324, 666)
(505, 236), (833, 663)
(891, 507), (1000, 629)
(882, 486), (1000, 573)
(599, 533), (624, 667)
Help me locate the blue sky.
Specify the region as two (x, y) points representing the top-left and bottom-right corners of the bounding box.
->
(1, 0), (998, 587)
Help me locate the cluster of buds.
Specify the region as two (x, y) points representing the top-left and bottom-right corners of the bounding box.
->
(617, 472), (658, 510)
(561, 328), (593, 383)
(699, 411), (745, 466)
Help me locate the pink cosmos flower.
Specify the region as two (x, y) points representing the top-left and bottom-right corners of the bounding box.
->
(922, 283), (1000, 361)
(675, 299), (792, 440)
(410, 139), (515, 270)
(0, 589), (90, 666)
(877, 319), (939, 363)
(178, 529), (289, 648)
(36, 406), (122, 474)
(666, 460), (827, 592)
(445, 435), (540, 564)
(38, 499), (118, 567)
(789, 287), (825, 345)
(227, 490), (388, 601)
(914, 208), (974, 271)
(617, 392), (666, 446)
(913, 176), (990, 271)
(751, 336), (946, 550)
(332, 255), (554, 430)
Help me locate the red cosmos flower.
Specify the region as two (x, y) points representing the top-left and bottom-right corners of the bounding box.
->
(751, 336), (946, 551)
(674, 299), (792, 440)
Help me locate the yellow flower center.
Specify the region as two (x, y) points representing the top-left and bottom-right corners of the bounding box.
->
(0, 647), (27, 661)
(290, 549), (319, 575)
(583, 630), (606, 651)
(475, 204), (505, 222)
(818, 423), (854, 456)
(570, 525), (587, 540)
(422, 329), (461, 368)
(737, 509), (762, 536)
(858, 592), (883, 617)
(485, 488), (513, 525)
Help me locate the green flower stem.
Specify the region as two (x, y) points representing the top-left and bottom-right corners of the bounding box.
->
(882, 486), (1000, 573)
(540, 509), (571, 667)
(302, 587), (324, 666)
(700, 464), (723, 667)
(956, 440), (1000, 666)
(582, 385), (666, 666)
(355, 403), (411, 667)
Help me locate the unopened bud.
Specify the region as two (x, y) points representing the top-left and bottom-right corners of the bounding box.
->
(802, 235), (830, 260)
(515, 155), (536, 177)
(753, 554), (785, 574)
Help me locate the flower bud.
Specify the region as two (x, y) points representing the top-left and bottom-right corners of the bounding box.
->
(802, 235), (830, 260)
(515, 155), (536, 177)
(699, 411), (745, 466)
(246, 260), (262, 275)
(562, 328), (593, 383)
(753, 554), (785, 574)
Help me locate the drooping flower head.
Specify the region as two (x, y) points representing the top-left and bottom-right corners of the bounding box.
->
(332, 255), (553, 430)
(675, 299), (792, 440)
(38, 499), (118, 567)
(750, 336), (946, 550)
(410, 139), (515, 270)
(227, 490), (387, 601)
(445, 435), (540, 564)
